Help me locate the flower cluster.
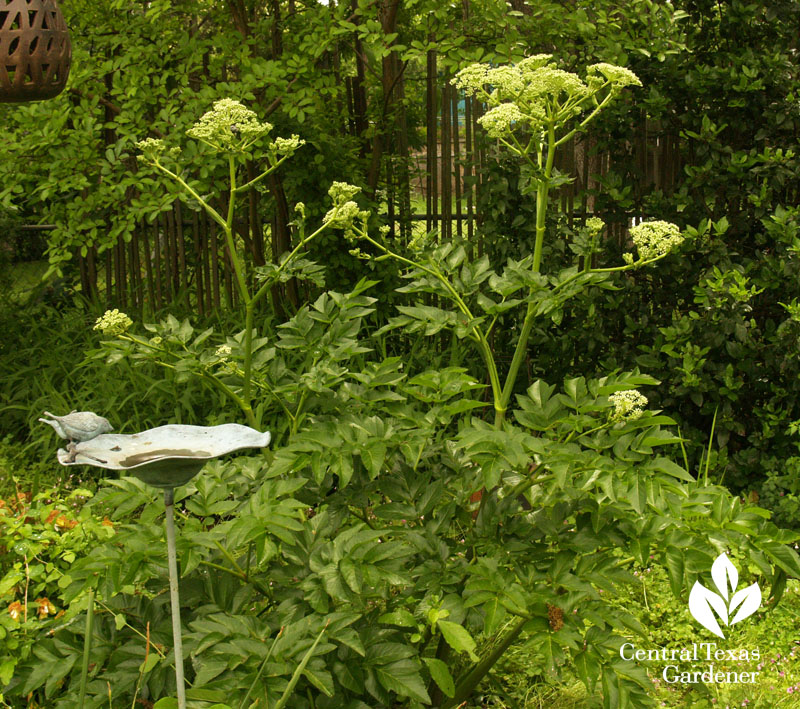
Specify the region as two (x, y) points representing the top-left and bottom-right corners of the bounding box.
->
(94, 309), (133, 336)
(136, 138), (181, 163)
(627, 220), (684, 262)
(214, 344), (232, 361)
(519, 66), (590, 102)
(136, 137), (166, 158)
(328, 181), (361, 205)
(272, 135), (305, 155)
(586, 216), (605, 237)
(609, 389), (648, 421)
(452, 56), (641, 143)
(477, 103), (525, 138)
(323, 182), (368, 235)
(587, 63), (642, 89)
(451, 63), (490, 96)
(187, 98), (272, 152)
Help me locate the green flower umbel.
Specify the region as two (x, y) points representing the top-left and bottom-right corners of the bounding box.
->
(94, 309), (133, 336)
(609, 390), (648, 421)
(627, 221), (684, 263)
(187, 98), (272, 152)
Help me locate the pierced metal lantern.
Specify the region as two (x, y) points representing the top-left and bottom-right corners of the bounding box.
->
(0, 0), (71, 102)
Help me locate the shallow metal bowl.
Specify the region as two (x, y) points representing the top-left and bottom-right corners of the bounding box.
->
(56, 423), (271, 488)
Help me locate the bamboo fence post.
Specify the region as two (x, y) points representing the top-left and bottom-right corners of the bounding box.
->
(441, 79), (452, 241)
(104, 251), (112, 306)
(175, 201), (187, 306)
(464, 88), (474, 244)
(207, 212), (220, 311)
(192, 210), (205, 316)
(141, 226), (155, 315)
(153, 219), (164, 309)
(453, 84), (462, 239)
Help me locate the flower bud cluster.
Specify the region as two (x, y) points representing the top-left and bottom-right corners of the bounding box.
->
(214, 344), (232, 361)
(586, 63), (642, 89)
(609, 390), (648, 421)
(135, 137), (166, 159)
(187, 98), (272, 151)
(628, 220), (684, 261)
(452, 55), (641, 142)
(94, 309), (133, 336)
(586, 216), (605, 237)
(323, 182), (369, 235)
(478, 103), (525, 139)
(272, 135), (305, 155)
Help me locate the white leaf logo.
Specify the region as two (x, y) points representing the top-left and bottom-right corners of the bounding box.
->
(688, 552), (761, 639)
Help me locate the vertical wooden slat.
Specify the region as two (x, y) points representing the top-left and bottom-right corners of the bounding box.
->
(453, 85), (462, 239)
(192, 211), (205, 316)
(472, 97), (485, 251)
(394, 50), (412, 242)
(201, 212), (212, 314)
(208, 212), (221, 311)
(165, 208), (178, 300)
(152, 219), (164, 309)
(87, 245), (98, 304)
(464, 89), (474, 244)
(426, 46), (437, 236)
(105, 250), (112, 306)
(141, 225), (155, 315)
(131, 232), (143, 314)
(387, 157), (395, 238)
(175, 201), (187, 306)
(113, 239), (123, 307)
(78, 252), (90, 303)
(441, 79), (452, 241)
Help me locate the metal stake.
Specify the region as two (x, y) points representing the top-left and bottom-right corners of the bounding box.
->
(164, 487), (186, 709)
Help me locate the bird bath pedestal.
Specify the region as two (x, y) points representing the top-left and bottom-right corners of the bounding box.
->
(52, 422), (271, 709)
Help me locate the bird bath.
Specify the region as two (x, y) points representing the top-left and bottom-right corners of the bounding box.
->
(50, 421), (271, 709)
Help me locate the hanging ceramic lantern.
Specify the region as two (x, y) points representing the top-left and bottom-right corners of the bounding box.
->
(0, 0), (71, 102)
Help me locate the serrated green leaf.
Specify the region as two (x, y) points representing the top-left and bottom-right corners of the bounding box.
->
(438, 620), (479, 661)
(423, 657), (455, 698)
(574, 649), (599, 693)
(375, 659), (430, 703)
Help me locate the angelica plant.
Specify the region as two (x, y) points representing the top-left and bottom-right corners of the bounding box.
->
(125, 101), (365, 429)
(350, 56), (686, 427)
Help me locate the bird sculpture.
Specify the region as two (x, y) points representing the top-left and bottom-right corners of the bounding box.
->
(39, 410), (113, 462)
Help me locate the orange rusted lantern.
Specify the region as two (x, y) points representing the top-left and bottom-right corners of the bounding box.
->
(0, 0), (71, 102)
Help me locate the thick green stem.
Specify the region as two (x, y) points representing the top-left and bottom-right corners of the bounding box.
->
(78, 586), (95, 709)
(242, 302), (255, 416)
(443, 616), (527, 708)
(532, 124), (556, 273)
(496, 125), (556, 424)
(224, 157), (251, 306)
(164, 488), (186, 709)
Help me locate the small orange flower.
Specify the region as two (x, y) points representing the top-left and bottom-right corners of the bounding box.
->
(8, 601), (23, 621)
(55, 515), (78, 531)
(102, 517), (114, 528)
(35, 597), (55, 619)
(46, 509), (59, 525)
